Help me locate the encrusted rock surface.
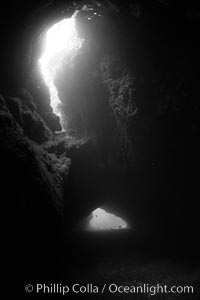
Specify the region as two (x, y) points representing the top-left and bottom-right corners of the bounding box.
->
(0, 92), (69, 215)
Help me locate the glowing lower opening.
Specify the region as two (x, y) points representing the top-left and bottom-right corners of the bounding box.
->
(38, 11), (84, 130)
(89, 208), (128, 231)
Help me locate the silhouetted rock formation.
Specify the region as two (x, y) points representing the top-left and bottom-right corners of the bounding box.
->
(0, 92), (70, 294)
(53, 0), (200, 244)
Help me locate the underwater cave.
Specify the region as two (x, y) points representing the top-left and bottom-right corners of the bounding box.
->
(1, 0), (200, 299)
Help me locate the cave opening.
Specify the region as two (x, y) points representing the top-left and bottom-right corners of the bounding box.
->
(38, 10), (84, 131)
(73, 206), (130, 232)
(89, 207), (128, 231)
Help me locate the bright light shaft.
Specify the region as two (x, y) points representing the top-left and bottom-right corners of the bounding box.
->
(89, 208), (128, 230)
(39, 12), (84, 130)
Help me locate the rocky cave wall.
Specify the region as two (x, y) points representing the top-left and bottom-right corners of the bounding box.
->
(54, 1), (200, 242)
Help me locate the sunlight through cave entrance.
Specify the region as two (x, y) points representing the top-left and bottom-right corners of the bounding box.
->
(38, 11), (84, 131)
(85, 208), (129, 231)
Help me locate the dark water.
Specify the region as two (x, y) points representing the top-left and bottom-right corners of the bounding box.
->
(59, 229), (200, 299)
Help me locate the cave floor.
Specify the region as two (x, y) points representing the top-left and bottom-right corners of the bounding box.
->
(60, 231), (200, 299)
